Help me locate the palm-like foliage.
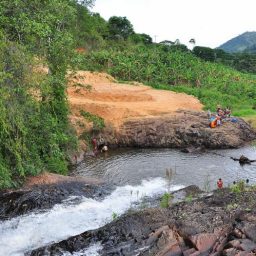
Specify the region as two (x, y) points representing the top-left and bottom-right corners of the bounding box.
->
(78, 44), (256, 115)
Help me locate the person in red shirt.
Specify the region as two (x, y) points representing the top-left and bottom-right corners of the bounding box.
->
(92, 138), (97, 151)
(217, 178), (223, 189)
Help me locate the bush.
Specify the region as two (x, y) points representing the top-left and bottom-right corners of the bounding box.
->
(160, 192), (173, 208)
(80, 110), (105, 131)
(230, 180), (246, 193)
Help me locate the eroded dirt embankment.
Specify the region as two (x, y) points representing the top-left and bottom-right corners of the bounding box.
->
(68, 71), (203, 130)
(68, 71), (256, 153)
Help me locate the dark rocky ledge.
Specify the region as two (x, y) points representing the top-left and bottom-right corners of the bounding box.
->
(29, 187), (256, 256)
(0, 174), (110, 221)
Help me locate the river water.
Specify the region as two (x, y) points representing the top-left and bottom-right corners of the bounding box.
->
(0, 146), (255, 256)
(76, 146), (256, 189)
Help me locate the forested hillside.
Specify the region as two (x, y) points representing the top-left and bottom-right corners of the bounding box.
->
(0, 0), (96, 188)
(218, 31), (256, 53)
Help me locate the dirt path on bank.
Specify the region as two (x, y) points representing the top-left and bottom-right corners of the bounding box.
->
(68, 71), (203, 130)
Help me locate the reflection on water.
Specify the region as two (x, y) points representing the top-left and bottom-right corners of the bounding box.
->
(75, 146), (256, 189)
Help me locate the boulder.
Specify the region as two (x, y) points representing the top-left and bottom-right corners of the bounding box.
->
(101, 111), (256, 149)
(190, 233), (217, 253)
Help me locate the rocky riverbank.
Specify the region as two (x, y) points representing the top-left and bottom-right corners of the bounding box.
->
(29, 187), (256, 256)
(100, 110), (256, 150)
(0, 173), (109, 220)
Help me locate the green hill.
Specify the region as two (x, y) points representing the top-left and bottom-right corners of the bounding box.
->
(218, 31), (256, 53)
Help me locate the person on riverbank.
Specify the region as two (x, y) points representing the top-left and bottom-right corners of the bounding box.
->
(224, 107), (231, 118)
(207, 109), (211, 119)
(209, 117), (217, 128)
(216, 105), (222, 115)
(217, 178), (223, 189)
(92, 138), (97, 151)
(101, 145), (108, 152)
(216, 115), (221, 126)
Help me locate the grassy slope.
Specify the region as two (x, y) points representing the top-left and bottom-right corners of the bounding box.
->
(75, 44), (256, 118)
(243, 116), (256, 129)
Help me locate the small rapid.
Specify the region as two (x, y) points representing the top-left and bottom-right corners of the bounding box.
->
(0, 178), (183, 256)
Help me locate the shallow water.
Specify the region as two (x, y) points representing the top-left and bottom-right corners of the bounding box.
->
(75, 146), (256, 189)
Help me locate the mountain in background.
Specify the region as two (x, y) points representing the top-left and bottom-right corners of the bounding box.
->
(218, 31), (256, 53)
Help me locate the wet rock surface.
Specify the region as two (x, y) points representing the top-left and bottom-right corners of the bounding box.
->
(29, 188), (256, 256)
(102, 111), (256, 149)
(0, 180), (111, 221)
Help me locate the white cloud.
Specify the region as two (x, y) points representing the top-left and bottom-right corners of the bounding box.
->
(92, 0), (256, 48)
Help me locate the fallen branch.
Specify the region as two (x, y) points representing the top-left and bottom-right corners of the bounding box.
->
(230, 155), (256, 165)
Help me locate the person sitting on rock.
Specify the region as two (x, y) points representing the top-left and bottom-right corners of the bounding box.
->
(216, 115), (221, 126)
(101, 145), (108, 152)
(217, 178), (223, 189)
(224, 107), (231, 118)
(216, 105), (222, 115)
(209, 117), (217, 128)
(207, 109), (211, 119)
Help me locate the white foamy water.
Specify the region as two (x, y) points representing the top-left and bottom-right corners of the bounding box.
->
(0, 177), (183, 256)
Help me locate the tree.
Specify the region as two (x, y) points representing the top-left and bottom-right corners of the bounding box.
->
(0, 0), (94, 187)
(192, 46), (215, 61)
(108, 16), (134, 40)
(74, 5), (108, 49)
(130, 33), (153, 45)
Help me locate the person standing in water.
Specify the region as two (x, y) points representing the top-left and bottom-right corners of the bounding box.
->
(92, 138), (97, 151)
(217, 178), (223, 189)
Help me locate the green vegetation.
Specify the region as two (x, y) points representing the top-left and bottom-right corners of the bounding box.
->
(77, 44), (256, 115)
(0, 0), (96, 188)
(203, 174), (211, 192)
(218, 31), (256, 54)
(160, 192), (173, 208)
(79, 131), (93, 150)
(230, 180), (247, 194)
(80, 110), (105, 131)
(185, 194), (193, 202)
(192, 46), (256, 74)
(112, 212), (118, 220)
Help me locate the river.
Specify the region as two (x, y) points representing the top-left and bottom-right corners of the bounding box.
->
(0, 146), (255, 255)
(76, 146), (256, 189)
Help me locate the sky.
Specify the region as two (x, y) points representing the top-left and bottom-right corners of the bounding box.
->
(92, 0), (256, 48)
